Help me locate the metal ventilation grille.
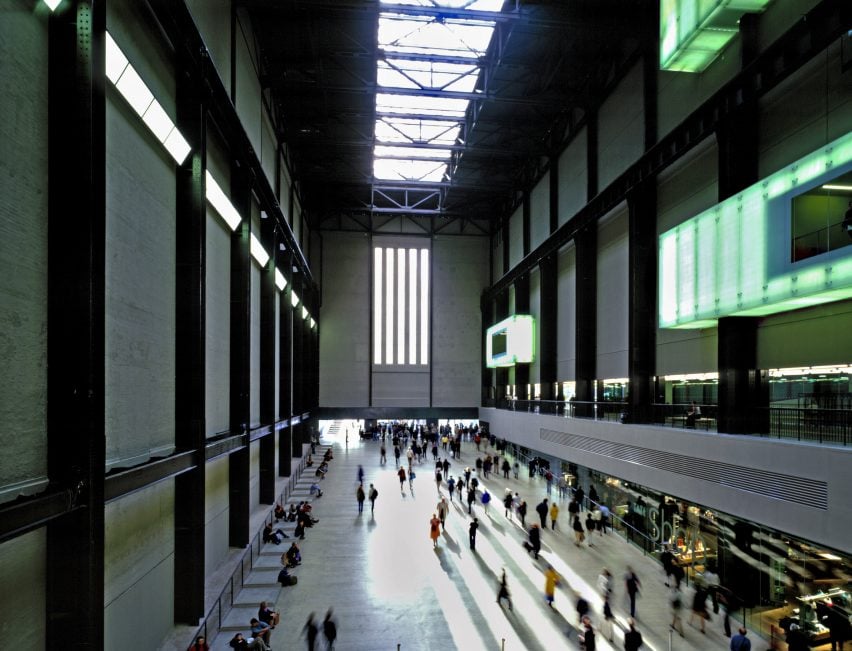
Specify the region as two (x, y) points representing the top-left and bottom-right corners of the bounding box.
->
(540, 429), (828, 510)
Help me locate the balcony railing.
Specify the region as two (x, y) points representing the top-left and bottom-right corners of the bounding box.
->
(490, 397), (852, 446)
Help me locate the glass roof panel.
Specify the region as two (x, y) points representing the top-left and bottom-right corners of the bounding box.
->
(375, 145), (453, 160)
(378, 59), (479, 93)
(381, 0), (505, 11)
(375, 118), (461, 145)
(376, 93), (468, 117)
(374, 158), (448, 182)
(378, 16), (495, 58)
(373, 0), (501, 188)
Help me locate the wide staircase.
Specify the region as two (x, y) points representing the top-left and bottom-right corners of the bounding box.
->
(208, 440), (333, 650)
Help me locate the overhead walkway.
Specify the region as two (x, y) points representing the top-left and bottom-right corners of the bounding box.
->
(209, 427), (767, 650)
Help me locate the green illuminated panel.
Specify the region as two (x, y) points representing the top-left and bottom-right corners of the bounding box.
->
(660, 0), (772, 73)
(486, 315), (535, 368)
(658, 131), (852, 328)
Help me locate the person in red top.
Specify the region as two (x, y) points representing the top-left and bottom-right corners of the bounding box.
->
(188, 635), (209, 651)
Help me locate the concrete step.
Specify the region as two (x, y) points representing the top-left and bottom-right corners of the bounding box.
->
(243, 568), (283, 587)
(231, 586), (282, 606)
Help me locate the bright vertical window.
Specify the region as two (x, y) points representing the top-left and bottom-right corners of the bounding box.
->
(386, 247), (395, 364)
(420, 248), (429, 365)
(374, 247), (383, 364)
(409, 248), (418, 364)
(397, 248), (406, 364)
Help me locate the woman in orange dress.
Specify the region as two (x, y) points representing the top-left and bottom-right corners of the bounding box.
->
(429, 513), (441, 548)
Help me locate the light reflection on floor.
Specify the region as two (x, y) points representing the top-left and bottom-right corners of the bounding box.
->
(288, 425), (747, 651)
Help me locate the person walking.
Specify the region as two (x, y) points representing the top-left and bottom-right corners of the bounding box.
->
(600, 594), (615, 643)
(625, 567), (641, 618)
(580, 615), (596, 650)
(357, 464), (364, 484)
(380, 444), (387, 465)
(502, 458), (511, 479)
(436, 497), (449, 528)
(543, 564), (561, 609)
(469, 517), (479, 550)
(467, 484), (476, 514)
(303, 613), (319, 651)
(394, 445), (401, 466)
(481, 488), (491, 513)
(513, 460), (520, 479)
(689, 584), (709, 634)
(496, 568), (513, 610)
(597, 568), (613, 598)
(322, 609), (337, 650)
(572, 514), (585, 546)
(356, 483), (365, 513)
(536, 499), (549, 528)
(429, 513), (441, 548)
(368, 483), (378, 514)
(730, 627), (752, 651)
(435, 468), (443, 493)
(447, 476), (456, 501)
(549, 501), (559, 530)
(624, 618), (644, 650)
(518, 499), (527, 528)
(397, 466), (406, 493)
(670, 586), (685, 637)
(503, 491), (514, 518)
(527, 523), (541, 559)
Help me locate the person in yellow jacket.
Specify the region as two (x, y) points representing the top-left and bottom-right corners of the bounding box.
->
(544, 565), (561, 608)
(549, 501), (560, 530)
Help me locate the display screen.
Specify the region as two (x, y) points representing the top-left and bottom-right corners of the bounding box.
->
(491, 331), (508, 357)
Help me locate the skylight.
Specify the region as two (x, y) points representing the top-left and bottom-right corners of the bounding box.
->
(374, 0), (502, 185)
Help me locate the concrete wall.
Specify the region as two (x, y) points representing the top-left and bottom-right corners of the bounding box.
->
(556, 244), (576, 381)
(558, 128), (587, 226)
(205, 455), (230, 574)
(432, 236), (490, 406)
(0, 0), (48, 501)
(0, 530), (45, 649)
(105, 0), (177, 470)
(530, 171), (550, 250)
(481, 407), (852, 553)
(104, 482), (174, 650)
(595, 206), (629, 379)
(529, 268), (541, 385)
(319, 232), (370, 406)
(509, 204), (523, 269)
(597, 61), (644, 190)
(185, 0), (231, 95)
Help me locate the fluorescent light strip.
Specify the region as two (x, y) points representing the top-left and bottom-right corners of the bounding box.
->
(822, 184), (852, 191)
(302, 306), (309, 320)
(250, 233), (270, 267)
(311, 318), (316, 329)
(204, 170), (242, 231)
(105, 32), (191, 164)
(275, 268), (287, 291)
(291, 291), (300, 308)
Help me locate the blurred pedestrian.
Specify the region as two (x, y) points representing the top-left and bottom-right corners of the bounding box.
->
(322, 609), (337, 650)
(497, 568), (513, 610)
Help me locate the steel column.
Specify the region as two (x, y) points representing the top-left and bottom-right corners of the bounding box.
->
(46, 2), (105, 647)
(259, 215), (277, 504)
(717, 318), (769, 435)
(522, 190), (531, 257)
(574, 226), (597, 416)
(514, 274), (530, 401)
(627, 182), (657, 424)
(228, 164), (252, 547)
(539, 253), (558, 401)
(173, 38), (207, 625)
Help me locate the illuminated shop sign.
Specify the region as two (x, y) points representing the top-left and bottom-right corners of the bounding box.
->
(486, 315), (535, 368)
(660, 0), (773, 73)
(659, 131), (852, 328)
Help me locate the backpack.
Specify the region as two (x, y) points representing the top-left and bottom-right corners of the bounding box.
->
(371, 489), (378, 499)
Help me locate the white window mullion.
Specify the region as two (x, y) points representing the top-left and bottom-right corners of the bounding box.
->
(409, 248), (417, 364)
(420, 248), (429, 365)
(373, 247), (383, 364)
(386, 247), (394, 364)
(397, 248), (406, 365)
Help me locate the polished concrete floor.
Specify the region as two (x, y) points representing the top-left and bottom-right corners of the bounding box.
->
(211, 424), (767, 650)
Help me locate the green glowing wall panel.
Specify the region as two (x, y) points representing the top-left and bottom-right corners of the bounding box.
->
(660, 0), (773, 73)
(659, 132), (852, 328)
(486, 315), (535, 368)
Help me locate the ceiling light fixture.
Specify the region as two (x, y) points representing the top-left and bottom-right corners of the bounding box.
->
(204, 170), (242, 231)
(250, 233), (270, 267)
(275, 268), (287, 291)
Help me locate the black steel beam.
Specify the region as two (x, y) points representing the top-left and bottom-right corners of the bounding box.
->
(173, 36), (208, 626)
(514, 274), (530, 401)
(574, 226), (596, 415)
(0, 491), (81, 545)
(486, 0), (850, 300)
(539, 253), (557, 401)
(46, 2), (106, 648)
(259, 211), (277, 504)
(229, 163), (252, 548)
(206, 433), (247, 461)
(106, 452), (197, 503)
(147, 0), (314, 288)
